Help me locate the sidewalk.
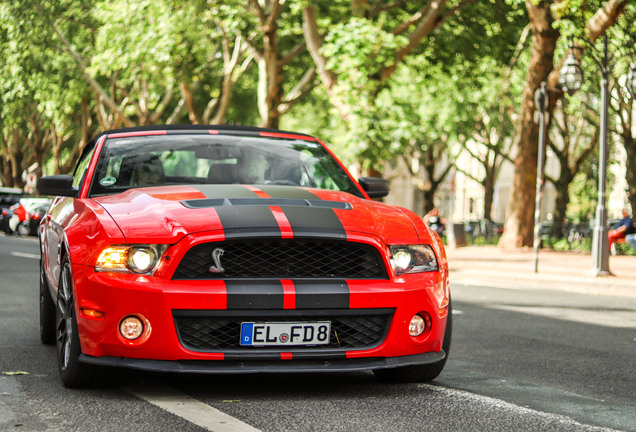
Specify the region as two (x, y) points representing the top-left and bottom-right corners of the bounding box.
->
(446, 245), (636, 298)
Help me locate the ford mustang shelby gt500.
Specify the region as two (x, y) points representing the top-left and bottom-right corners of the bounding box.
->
(37, 125), (451, 387)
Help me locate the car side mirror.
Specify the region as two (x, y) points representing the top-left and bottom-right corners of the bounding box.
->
(358, 177), (389, 199)
(37, 175), (78, 197)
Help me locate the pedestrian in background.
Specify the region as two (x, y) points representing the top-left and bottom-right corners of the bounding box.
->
(609, 207), (634, 255)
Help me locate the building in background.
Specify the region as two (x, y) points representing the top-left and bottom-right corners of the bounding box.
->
(384, 146), (629, 225)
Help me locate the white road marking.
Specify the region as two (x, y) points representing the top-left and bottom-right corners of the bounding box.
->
(124, 380), (620, 431)
(11, 252), (39, 260)
(124, 383), (261, 432)
(420, 384), (617, 431)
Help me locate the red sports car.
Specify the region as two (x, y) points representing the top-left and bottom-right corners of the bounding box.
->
(37, 125), (451, 387)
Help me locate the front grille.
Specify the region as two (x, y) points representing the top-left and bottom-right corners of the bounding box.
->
(172, 239), (388, 280)
(173, 309), (393, 353)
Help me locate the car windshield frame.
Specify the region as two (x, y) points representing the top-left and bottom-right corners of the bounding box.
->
(88, 133), (364, 198)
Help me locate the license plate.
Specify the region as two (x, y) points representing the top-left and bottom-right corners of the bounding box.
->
(240, 322), (331, 346)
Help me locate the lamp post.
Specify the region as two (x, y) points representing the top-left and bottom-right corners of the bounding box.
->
(533, 81), (548, 273)
(558, 34), (635, 276)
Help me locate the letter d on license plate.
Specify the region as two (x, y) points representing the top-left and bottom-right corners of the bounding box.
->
(240, 322), (331, 346)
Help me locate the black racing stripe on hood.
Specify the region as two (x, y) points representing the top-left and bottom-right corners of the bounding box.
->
(215, 206), (281, 237)
(282, 206), (346, 239)
(248, 187), (347, 237)
(186, 185), (348, 238)
(294, 281), (350, 309)
(226, 281), (284, 309)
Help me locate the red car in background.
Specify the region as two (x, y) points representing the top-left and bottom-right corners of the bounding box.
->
(37, 125), (451, 387)
(1, 197), (51, 235)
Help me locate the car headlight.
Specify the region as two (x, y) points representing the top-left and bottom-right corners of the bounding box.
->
(390, 245), (438, 275)
(95, 245), (167, 274)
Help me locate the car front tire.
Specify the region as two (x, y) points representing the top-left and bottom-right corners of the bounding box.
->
(56, 256), (101, 388)
(374, 298), (453, 383)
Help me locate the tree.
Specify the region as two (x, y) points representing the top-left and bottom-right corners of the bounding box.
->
(615, 92), (635, 214)
(394, 2), (526, 219)
(377, 82), (456, 213)
(244, 0), (317, 128)
(0, 0), (95, 182)
(544, 97), (598, 236)
(499, 0), (630, 248)
(302, 0), (473, 171)
(607, 7), (636, 216)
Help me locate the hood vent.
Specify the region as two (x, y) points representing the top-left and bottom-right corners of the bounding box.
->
(181, 197), (352, 210)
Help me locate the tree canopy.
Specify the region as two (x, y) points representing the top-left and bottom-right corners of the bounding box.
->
(1, 0), (634, 250)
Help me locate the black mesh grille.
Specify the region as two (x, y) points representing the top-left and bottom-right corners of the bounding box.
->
(174, 310), (393, 352)
(172, 239), (387, 280)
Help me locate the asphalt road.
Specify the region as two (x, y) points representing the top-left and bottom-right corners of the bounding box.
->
(1, 234), (634, 432)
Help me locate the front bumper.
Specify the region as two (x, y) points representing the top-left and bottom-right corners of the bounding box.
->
(79, 351), (446, 374)
(71, 263), (450, 365)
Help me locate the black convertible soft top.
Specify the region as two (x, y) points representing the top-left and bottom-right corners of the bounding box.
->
(99, 124), (314, 140)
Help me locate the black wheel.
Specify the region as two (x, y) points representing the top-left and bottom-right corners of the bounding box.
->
(374, 298), (453, 383)
(56, 256), (101, 388)
(39, 259), (56, 345)
(16, 221), (30, 236)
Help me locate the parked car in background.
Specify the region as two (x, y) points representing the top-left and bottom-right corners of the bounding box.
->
(28, 202), (53, 236)
(0, 188), (23, 233)
(0, 187), (23, 210)
(8, 201), (29, 235)
(2, 197), (52, 236)
(0, 206), (14, 233)
(37, 125), (451, 388)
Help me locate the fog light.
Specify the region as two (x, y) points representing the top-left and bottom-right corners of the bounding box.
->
(409, 314), (426, 336)
(119, 316), (144, 340)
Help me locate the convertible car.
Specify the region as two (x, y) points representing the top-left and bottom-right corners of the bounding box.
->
(37, 125), (451, 387)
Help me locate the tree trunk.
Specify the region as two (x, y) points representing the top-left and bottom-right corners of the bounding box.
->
(624, 135), (636, 216)
(0, 157), (12, 187)
(617, 88), (635, 218)
(498, 1), (558, 249)
(28, 114), (47, 179)
(249, 0), (286, 129)
(181, 83), (201, 125)
(422, 187), (436, 215)
(550, 177), (571, 238)
(483, 167), (495, 221)
(9, 129), (24, 188)
(263, 33), (283, 129)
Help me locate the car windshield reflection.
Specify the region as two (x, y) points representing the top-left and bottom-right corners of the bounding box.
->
(91, 135), (361, 197)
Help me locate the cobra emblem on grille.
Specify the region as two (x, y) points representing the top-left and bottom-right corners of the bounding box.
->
(209, 248), (225, 273)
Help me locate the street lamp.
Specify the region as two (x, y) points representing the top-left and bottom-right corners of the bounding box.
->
(558, 34), (628, 276)
(559, 51), (584, 96)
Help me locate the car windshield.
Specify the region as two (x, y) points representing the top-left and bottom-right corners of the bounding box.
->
(89, 134), (363, 197)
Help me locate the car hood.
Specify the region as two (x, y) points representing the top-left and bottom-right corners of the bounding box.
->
(95, 185), (426, 245)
